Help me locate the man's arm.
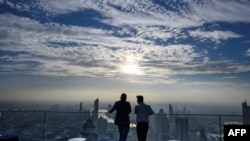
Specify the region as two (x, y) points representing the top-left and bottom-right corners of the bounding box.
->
(109, 102), (116, 113)
(128, 102), (132, 114)
(134, 105), (138, 114)
(148, 105), (154, 115)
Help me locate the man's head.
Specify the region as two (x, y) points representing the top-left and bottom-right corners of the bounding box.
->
(136, 95), (143, 103)
(120, 93), (127, 101)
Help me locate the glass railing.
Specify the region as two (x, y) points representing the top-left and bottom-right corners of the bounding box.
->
(0, 110), (249, 141)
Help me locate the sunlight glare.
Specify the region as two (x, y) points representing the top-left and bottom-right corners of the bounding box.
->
(121, 56), (142, 75)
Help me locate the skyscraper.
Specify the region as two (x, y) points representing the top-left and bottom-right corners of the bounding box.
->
(169, 104), (175, 138)
(155, 109), (169, 140)
(200, 127), (207, 141)
(92, 98), (99, 121)
(175, 117), (188, 141)
(98, 116), (108, 137)
(242, 100), (250, 125)
(94, 99), (99, 112)
(79, 101), (83, 112)
(82, 119), (98, 141)
(169, 104), (174, 121)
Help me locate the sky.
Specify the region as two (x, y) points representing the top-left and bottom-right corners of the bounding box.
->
(0, 0), (250, 108)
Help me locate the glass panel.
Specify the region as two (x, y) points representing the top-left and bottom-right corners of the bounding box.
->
(1, 111), (247, 141)
(0, 111), (45, 141)
(151, 114), (221, 141)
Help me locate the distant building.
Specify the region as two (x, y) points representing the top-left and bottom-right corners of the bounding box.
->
(92, 99), (99, 121)
(200, 127), (207, 141)
(169, 104), (175, 138)
(175, 117), (188, 141)
(110, 126), (119, 141)
(82, 119), (98, 141)
(189, 117), (198, 132)
(79, 102), (83, 112)
(188, 132), (199, 141)
(108, 105), (112, 111)
(98, 116), (108, 137)
(94, 99), (99, 112)
(242, 101), (250, 125)
(155, 109), (170, 140)
(169, 104), (174, 121)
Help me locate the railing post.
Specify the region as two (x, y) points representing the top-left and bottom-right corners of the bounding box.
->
(43, 111), (47, 141)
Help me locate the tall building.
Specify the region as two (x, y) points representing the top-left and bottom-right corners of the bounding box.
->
(98, 116), (108, 137)
(94, 99), (99, 112)
(175, 117), (188, 141)
(169, 104), (174, 121)
(242, 101), (250, 125)
(169, 104), (175, 138)
(79, 101), (83, 112)
(155, 109), (169, 140)
(82, 119), (98, 141)
(92, 98), (99, 121)
(200, 127), (207, 141)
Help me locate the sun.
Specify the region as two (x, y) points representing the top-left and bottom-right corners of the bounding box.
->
(121, 56), (142, 75)
(122, 62), (139, 74)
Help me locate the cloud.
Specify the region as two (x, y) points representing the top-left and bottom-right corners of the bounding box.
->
(189, 30), (242, 43)
(32, 0), (250, 26)
(186, 0), (250, 23)
(246, 48), (250, 56)
(1, 1), (250, 85)
(1, 12), (250, 80)
(3, 0), (250, 33)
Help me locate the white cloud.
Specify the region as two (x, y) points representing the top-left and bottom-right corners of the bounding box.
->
(32, 0), (250, 27)
(186, 0), (250, 23)
(246, 48), (250, 56)
(189, 30), (242, 43)
(1, 1), (250, 85)
(1, 12), (250, 81)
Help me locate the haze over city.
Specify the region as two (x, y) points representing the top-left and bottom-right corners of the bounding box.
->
(0, 0), (250, 112)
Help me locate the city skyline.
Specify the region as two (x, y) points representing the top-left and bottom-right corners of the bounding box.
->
(0, 0), (250, 108)
(1, 95), (247, 141)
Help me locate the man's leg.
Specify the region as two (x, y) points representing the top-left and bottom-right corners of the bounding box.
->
(120, 123), (130, 141)
(119, 124), (130, 141)
(136, 123), (141, 141)
(137, 122), (148, 141)
(118, 125), (123, 141)
(141, 123), (149, 141)
(137, 122), (149, 141)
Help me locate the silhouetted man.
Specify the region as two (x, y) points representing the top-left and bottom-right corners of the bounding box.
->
(109, 93), (132, 141)
(135, 95), (154, 141)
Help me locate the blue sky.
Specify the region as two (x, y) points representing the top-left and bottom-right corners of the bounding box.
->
(0, 0), (250, 107)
